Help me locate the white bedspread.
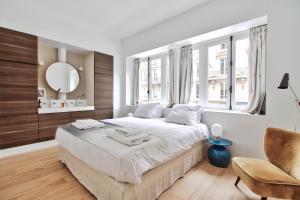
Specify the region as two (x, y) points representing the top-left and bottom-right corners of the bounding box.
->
(56, 117), (208, 184)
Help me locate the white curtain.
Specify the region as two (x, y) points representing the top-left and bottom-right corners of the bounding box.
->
(133, 59), (140, 105)
(179, 45), (193, 104)
(168, 49), (176, 106)
(245, 25), (267, 114)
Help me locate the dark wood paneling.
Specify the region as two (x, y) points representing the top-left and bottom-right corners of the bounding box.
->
(0, 115), (38, 149)
(0, 44), (37, 64)
(0, 27), (37, 49)
(38, 113), (70, 141)
(0, 101), (37, 117)
(70, 111), (95, 122)
(94, 52), (113, 75)
(0, 27), (37, 64)
(0, 60), (37, 117)
(95, 108), (113, 120)
(0, 60), (37, 101)
(94, 52), (113, 117)
(0, 27), (38, 148)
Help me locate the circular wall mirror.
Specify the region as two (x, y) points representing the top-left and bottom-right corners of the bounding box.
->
(45, 62), (80, 93)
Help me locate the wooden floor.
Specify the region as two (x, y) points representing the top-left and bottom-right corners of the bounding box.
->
(0, 147), (275, 200)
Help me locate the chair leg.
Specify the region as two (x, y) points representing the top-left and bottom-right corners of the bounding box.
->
(234, 176), (240, 187)
(261, 197), (267, 200)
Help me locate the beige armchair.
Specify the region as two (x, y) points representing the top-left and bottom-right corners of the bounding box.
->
(232, 127), (300, 200)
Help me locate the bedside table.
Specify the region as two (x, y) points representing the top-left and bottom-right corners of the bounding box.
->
(207, 138), (232, 168)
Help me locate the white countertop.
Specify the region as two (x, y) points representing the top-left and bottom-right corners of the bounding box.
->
(38, 106), (95, 114)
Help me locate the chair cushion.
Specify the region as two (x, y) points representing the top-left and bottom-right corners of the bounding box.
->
(233, 157), (299, 185)
(232, 157), (300, 199)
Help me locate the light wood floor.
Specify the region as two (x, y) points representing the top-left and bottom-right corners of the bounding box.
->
(0, 147), (275, 200)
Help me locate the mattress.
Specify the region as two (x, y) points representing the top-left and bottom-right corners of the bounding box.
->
(56, 117), (208, 184)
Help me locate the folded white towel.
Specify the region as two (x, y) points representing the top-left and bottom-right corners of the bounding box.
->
(114, 127), (140, 137)
(106, 129), (151, 146)
(72, 119), (105, 130)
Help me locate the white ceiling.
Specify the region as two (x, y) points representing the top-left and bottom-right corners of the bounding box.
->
(4, 0), (212, 39)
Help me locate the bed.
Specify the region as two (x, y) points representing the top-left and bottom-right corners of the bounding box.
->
(56, 116), (209, 200)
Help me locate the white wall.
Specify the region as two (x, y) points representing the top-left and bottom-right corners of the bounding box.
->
(122, 0), (300, 158)
(0, 2), (123, 117)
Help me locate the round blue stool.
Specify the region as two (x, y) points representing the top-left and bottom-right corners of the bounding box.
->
(207, 138), (232, 168)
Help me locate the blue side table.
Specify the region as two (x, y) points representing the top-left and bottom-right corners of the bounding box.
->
(207, 138), (232, 168)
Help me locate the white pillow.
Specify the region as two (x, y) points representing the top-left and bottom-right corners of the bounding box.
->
(172, 104), (202, 122)
(134, 103), (162, 118)
(166, 104), (202, 125)
(166, 109), (198, 126)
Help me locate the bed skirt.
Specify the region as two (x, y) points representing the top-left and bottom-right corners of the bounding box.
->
(59, 141), (205, 200)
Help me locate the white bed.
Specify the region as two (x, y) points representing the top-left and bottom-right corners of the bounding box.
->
(56, 116), (208, 199)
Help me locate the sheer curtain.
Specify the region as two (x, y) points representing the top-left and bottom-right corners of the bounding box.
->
(179, 45), (193, 104)
(168, 49), (176, 106)
(133, 59), (140, 105)
(245, 25), (267, 114)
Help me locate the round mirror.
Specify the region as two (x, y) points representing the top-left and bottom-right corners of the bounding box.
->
(46, 62), (80, 93)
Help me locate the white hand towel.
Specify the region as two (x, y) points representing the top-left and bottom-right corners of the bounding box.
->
(76, 119), (105, 128)
(72, 119), (105, 129)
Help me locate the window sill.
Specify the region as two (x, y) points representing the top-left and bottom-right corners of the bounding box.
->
(203, 109), (251, 115)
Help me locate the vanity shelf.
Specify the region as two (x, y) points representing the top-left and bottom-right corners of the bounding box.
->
(38, 106), (95, 114)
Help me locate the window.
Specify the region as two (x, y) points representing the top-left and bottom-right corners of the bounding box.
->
(192, 32), (250, 110)
(138, 55), (168, 103)
(207, 42), (228, 106)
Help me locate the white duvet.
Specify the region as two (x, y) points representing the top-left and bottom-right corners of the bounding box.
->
(56, 117), (208, 184)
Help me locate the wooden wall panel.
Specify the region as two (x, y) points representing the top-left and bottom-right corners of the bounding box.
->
(94, 52), (113, 120)
(95, 108), (113, 120)
(0, 115), (38, 149)
(94, 53), (113, 75)
(0, 27), (37, 64)
(38, 113), (70, 141)
(70, 111), (95, 122)
(0, 27), (38, 148)
(0, 60), (37, 117)
(0, 27), (37, 49)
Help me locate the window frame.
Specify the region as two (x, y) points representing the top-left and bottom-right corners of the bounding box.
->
(231, 32), (250, 110)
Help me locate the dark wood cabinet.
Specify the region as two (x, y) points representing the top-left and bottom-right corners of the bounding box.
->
(0, 27), (37, 64)
(70, 111), (95, 122)
(38, 113), (70, 141)
(94, 52), (113, 120)
(0, 115), (38, 148)
(0, 60), (37, 117)
(0, 27), (38, 149)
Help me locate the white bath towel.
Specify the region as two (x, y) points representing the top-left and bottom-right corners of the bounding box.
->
(72, 119), (105, 130)
(106, 129), (151, 146)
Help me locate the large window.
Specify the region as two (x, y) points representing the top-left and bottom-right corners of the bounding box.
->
(135, 32), (250, 110)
